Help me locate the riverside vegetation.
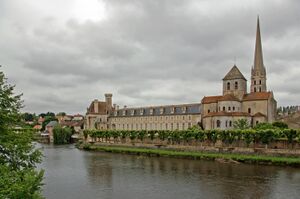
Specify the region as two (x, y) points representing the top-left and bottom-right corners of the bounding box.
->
(80, 123), (300, 166)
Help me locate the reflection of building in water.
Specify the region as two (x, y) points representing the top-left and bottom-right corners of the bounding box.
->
(84, 17), (276, 130)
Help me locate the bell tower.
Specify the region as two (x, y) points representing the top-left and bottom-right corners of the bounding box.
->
(251, 17), (267, 93)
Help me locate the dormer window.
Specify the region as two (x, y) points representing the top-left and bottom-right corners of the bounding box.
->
(140, 109), (144, 115)
(150, 108), (154, 115)
(160, 107), (164, 114)
(182, 106), (187, 113)
(170, 107), (175, 114)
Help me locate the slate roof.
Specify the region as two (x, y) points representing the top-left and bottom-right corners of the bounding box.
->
(111, 103), (201, 117)
(46, 121), (58, 127)
(223, 65), (247, 81)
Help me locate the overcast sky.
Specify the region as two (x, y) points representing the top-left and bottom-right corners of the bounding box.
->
(1, 0), (299, 114)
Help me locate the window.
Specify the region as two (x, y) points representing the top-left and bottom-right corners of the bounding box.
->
(233, 107), (235, 111)
(235, 81), (238, 90)
(225, 121), (228, 127)
(171, 123), (173, 130)
(248, 108), (251, 114)
(208, 109), (210, 113)
(223, 106), (225, 111)
(229, 121), (232, 127)
(182, 123), (185, 130)
(228, 107), (231, 111)
(227, 82), (230, 90)
(216, 120), (221, 128)
(259, 80), (262, 85)
(259, 87), (262, 92)
(254, 87), (257, 92)
(219, 107), (220, 111)
(256, 121), (259, 125)
(188, 122), (191, 128)
(254, 80), (256, 85)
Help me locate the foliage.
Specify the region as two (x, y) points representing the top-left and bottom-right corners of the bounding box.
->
(83, 127), (300, 148)
(272, 121), (288, 129)
(0, 69), (43, 198)
(53, 126), (72, 144)
(254, 122), (274, 130)
(233, 119), (250, 130)
(41, 116), (58, 131)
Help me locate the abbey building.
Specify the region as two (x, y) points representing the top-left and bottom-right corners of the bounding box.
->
(85, 18), (276, 130)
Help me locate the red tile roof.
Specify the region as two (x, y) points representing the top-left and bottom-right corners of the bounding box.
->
(243, 92), (272, 101)
(253, 112), (266, 117)
(201, 95), (223, 104)
(218, 94), (240, 102)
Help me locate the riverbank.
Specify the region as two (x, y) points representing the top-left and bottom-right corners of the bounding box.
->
(78, 143), (300, 167)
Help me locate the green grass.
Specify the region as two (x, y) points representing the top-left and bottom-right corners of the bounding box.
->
(81, 144), (300, 167)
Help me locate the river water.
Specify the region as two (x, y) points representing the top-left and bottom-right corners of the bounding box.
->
(38, 144), (300, 199)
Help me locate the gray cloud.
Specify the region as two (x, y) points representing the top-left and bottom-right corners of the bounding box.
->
(0, 0), (299, 114)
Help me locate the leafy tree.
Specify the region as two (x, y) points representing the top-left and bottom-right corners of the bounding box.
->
(56, 112), (66, 116)
(233, 119), (250, 130)
(53, 126), (72, 144)
(41, 116), (58, 131)
(0, 69), (43, 198)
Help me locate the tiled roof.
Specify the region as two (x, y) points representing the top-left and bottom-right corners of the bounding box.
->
(203, 111), (251, 118)
(223, 65), (247, 81)
(111, 103), (201, 117)
(253, 112), (266, 117)
(218, 94), (240, 102)
(201, 95), (223, 104)
(243, 92), (272, 101)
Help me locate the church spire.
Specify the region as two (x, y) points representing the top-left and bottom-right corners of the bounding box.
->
(251, 16), (267, 93)
(253, 16), (265, 74)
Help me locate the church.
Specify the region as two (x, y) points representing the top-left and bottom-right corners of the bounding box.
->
(84, 18), (277, 131)
(201, 17), (277, 129)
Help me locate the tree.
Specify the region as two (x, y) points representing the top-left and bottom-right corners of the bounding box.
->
(0, 68), (44, 198)
(53, 126), (72, 144)
(233, 119), (250, 130)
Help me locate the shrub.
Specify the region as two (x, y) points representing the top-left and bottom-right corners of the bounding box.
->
(53, 126), (72, 144)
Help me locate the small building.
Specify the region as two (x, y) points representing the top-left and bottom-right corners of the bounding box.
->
(45, 121), (58, 143)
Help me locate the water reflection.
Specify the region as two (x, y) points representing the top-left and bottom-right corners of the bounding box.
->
(40, 144), (300, 199)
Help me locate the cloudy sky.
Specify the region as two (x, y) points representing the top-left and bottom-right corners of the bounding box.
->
(1, 0), (299, 114)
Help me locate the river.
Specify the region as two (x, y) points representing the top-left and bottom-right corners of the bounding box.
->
(38, 144), (300, 199)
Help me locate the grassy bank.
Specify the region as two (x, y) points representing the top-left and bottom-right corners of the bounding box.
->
(80, 143), (300, 167)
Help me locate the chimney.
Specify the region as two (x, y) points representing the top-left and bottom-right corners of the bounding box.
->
(104, 93), (113, 111)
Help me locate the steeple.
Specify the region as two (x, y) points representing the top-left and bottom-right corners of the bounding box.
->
(251, 16), (267, 93)
(253, 16), (265, 74)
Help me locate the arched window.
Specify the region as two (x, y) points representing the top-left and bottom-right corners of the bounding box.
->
(254, 80), (256, 85)
(235, 81), (238, 90)
(254, 87), (257, 92)
(248, 108), (251, 114)
(223, 106), (225, 111)
(227, 82), (230, 90)
(256, 121), (259, 125)
(259, 80), (262, 85)
(259, 87), (262, 92)
(208, 109), (210, 113)
(233, 106), (235, 111)
(225, 121), (228, 127)
(228, 107), (231, 111)
(216, 120), (221, 128)
(229, 121), (232, 127)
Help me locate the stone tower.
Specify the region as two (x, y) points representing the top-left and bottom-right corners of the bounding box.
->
(223, 65), (247, 100)
(251, 17), (267, 93)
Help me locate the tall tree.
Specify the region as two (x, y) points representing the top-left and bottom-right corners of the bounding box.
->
(0, 68), (44, 198)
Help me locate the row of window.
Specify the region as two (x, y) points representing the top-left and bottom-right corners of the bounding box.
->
(111, 115), (192, 122)
(253, 87), (262, 92)
(216, 120), (232, 128)
(254, 80), (262, 85)
(113, 122), (192, 131)
(227, 81), (239, 90)
(115, 106), (189, 116)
